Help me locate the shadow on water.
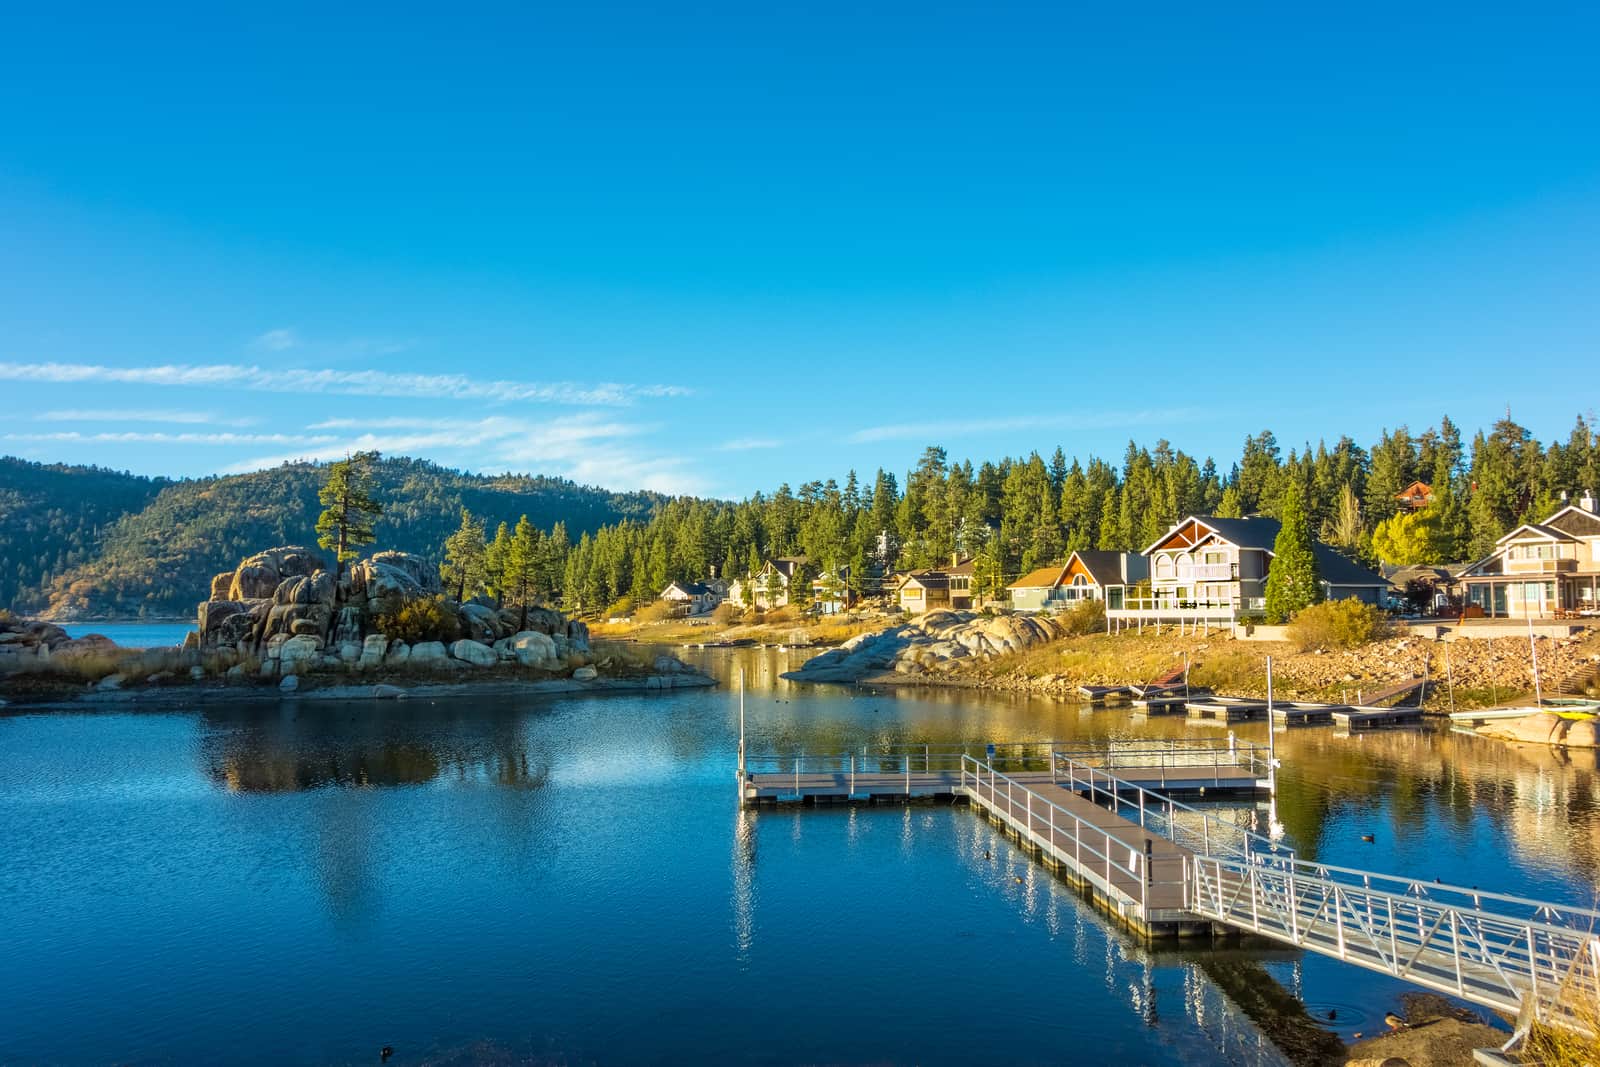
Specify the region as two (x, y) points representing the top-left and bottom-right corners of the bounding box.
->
(197, 702), (554, 792)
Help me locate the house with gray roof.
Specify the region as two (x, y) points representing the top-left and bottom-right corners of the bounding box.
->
(1107, 514), (1389, 627)
(1458, 493), (1600, 618)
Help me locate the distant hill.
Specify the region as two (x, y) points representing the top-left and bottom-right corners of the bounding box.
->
(0, 458), (172, 616)
(0, 456), (670, 619)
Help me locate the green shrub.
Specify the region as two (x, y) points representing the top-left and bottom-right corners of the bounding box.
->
(377, 596), (461, 645)
(603, 596), (634, 619)
(711, 602), (740, 625)
(1056, 598), (1107, 636)
(1285, 598), (1395, 651)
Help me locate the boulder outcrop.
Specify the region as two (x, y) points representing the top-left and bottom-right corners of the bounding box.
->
(227, 546), (325, 601)
(786, 611), (1067, 684)
(188, 543), (602, 684)
(1478, 711), (1600, 748)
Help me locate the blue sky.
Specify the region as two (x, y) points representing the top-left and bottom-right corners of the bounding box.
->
(1, 3), (1596, 497)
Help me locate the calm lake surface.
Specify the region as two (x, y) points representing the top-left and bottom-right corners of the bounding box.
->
(61, 620), (196, 648)
(4, 645), (1599, 1065)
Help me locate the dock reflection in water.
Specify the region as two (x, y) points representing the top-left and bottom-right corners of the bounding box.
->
(2, 644), (1592, 1063)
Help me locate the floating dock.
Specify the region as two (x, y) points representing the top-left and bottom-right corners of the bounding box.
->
(1186, 697), (1270, 722)
(1331, 705), (1425, 730)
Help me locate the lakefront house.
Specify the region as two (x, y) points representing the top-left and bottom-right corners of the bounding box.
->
(1458, 492), (1600, 618)
(895, 556), (977, 615)
(727, 556), (809, 610)
(1106, 514), (1388, 626)
(658, 580), (722, 616)
(1007, 550), (1148, 614)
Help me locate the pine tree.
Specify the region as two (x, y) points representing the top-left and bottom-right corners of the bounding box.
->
(314, 450), (383, 582)
(1263, 479), (1322, 623)
(761, 566), (785, 610)
(485, 521), (512, 606)
(506, 515), (541, 630)
(441, 507), (488, 602)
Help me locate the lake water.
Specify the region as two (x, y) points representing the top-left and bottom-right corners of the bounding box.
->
(61, 620), (196, 648)
(3, 645), (1597, 1065)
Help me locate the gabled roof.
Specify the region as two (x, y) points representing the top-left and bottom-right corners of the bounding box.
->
(1071, 549), (1134, 587)
(1008, 565), (1067, 591)
(1544, 506), (1600, 538)
(663, 580), (712, 597)
(1146, 515), (1281, 555)
(1147, 514), (1384, 587)
(1395, 480), (1432, 499)
(1311, 544), (1389, 588)
(1495, 522), (1575, 546)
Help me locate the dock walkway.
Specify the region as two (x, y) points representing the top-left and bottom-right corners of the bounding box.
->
(738, 739), (1600, 1034)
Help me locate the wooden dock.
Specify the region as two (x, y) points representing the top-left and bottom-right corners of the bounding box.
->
(1186, 697), (1270, 722)
(1130, 693), (1191, 714)
(1270, 701), (1341, 726)
(1331, 705), (1425, 730)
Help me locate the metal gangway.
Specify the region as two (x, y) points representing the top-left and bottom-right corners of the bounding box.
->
(1028, 748), (1600, 1034)
(1186, 851), (1600, 1034)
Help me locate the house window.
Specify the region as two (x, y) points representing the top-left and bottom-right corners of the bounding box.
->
(1176, 555), (1193, 579)
(1155, 554), (1174, 580)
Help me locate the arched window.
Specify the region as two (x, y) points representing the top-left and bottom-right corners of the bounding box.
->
(1155, 554), (1174, 580)
(1175, 554), (1194, 579)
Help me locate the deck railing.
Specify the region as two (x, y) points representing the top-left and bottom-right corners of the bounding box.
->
(1053, 738), (1272, 779)
(959, 756), (1187, 916)
(1188, 852), (1600, 1028)
(1052, 752), (1284, 863)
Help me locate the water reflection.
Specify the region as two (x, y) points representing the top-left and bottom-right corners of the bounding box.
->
(198, 704), (553, 793)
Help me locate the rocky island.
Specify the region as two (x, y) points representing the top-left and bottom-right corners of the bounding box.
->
(1, 542), (712, 704)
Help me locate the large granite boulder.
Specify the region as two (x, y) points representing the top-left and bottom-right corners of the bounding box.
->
(785, 612), (1066, 684)
(459, 602), (509, 642)
(449, 639), (498, 667)
(409, 641), (449, 666)
(359, 634), (388, 669)
(347, 551), (441, 616)
(227, 546), (325, 601)
(510, 630), (558, 668)
(278, 634), (323, 674)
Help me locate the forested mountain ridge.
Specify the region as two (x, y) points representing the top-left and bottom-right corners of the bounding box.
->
(0, 456), (670, 619)
(0, 459), (170, 614)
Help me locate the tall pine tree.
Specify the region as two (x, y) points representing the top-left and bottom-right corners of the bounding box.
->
(1263, 479), (1322, 623)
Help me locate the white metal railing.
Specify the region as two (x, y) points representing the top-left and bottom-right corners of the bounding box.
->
(1188, 853), (1600, 1027)
(1053, 738), (1272, 779)
(741, 742), (1066, 795)
(958, 756), (1187, 916)
(1052, 753), (1284, 864)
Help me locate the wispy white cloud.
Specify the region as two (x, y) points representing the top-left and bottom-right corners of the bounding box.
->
(251, 328), (299, 351)
(0, 360), (691, 407)
(4, 430), (336, 446)
(717, 437), (782, 451)
(220, 412), (708, 495)
(847, 409), (1203, 444)
(35, 408), (240, 425)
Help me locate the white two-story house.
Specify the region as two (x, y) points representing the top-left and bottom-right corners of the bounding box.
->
(1459, 493), (1600, 618)
(1107, 514), (1388, 626)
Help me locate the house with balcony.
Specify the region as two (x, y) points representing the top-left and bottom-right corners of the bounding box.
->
(810, 566), (855, 615)
(895, 556), (976, 615)
(1107, 514), (1388, 626)
(727, 556), (809, 610)
(1459, 493), (1600, 618)
(658, 580), (722, 616)
(1395, 480), (1434, 512)
(1008, 550), (1148, 613)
